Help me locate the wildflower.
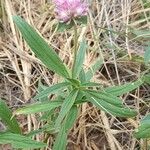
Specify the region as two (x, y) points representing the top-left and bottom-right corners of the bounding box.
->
(54, 0), (88, 22)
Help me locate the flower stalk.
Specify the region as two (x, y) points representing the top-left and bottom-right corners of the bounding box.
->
(72, 20), (78, 78)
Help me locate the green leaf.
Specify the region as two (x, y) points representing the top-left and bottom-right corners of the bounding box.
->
(76, 16), (88, 25)
(85, 58), (103, 81)
(86, 90), (123, 107)
(57, 21), (74, 32)
(53, 125), (67, 150)
(144, 46), (150, 65)
(104, 79), (143, 96)
(15, 100), (62, 115)
(72, 40), (87, 78)
(64, 105), (78, 131)
(134, 113), (150, 139)
(86, 93), (137, 117)
(75, 91), (87, 104)
(66, 78), (81, 88)
(34, 82), (70, 100)
(40, 109), (56, 121)
(81, 82), (102, 87)
(13, 16), (70, 78)
(0, 100), (21, 134)
(0, 132), (46, 149)
(142, 74), (150, 85)
(26, 127), (47, 137)
(79, 69), (86, 83)
(55, 89), (78, 130)
(53, 106), (78, 150)
(37, 80), (49, 102)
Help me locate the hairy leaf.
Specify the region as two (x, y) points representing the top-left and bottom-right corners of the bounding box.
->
(15, 100), (62, 115)
(104, 80), (143, 96)
(34, 82), (70, 100)
(13, 16), (70, 78)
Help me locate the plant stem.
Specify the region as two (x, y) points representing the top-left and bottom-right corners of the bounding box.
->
(72, 21), (78, 78)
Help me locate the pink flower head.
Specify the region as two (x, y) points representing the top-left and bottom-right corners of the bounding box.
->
(53, 0), (88, 22)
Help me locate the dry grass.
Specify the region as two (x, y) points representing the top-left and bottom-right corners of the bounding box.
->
(0, 0), (150, 149)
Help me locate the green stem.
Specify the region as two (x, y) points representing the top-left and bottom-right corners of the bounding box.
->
(72, 21), (78, 78)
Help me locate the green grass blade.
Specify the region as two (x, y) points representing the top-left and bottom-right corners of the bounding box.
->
(34, 82), (70, 100)
(55, 89), (78, 130)
(13, 16), (70, 78)
(0, 100), (21, 134)
(0, 132), (46, 149)
(104, 79), (143, 96)
(72, 40), (87, 78)
(15, 100), (62, 115)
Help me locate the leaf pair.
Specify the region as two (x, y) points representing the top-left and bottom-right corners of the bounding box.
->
(85, 90), (137, 117)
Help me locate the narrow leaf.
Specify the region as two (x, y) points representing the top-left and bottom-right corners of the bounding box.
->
(81, 82), (102, 87)
(55, 89), (78, 129)
(79, 69), (86, 83)
(104, 79), (143, 96)
(66, 78), (81, 87)
(134, 113), (150, 139)
(86, 93), (137, 117)
(37, 80), (49, 101)
(34, 82), (70, 100)
(0, 132), (46, 149)
(86, 90), (123, 107)
(0, 100), (21, 134)
(144, 46), (150, 65)
(53, 106), (78, 150)
(72, 40), (87, 78)
(64, 105), (78, 131)
(142, 74), (150, 85)
(15, 100), (62, 115)
(13, 16), (70, 78)
(85, 59), (103, 81)
(75, 91), (87, 104)
(53, 126), (67, 150)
